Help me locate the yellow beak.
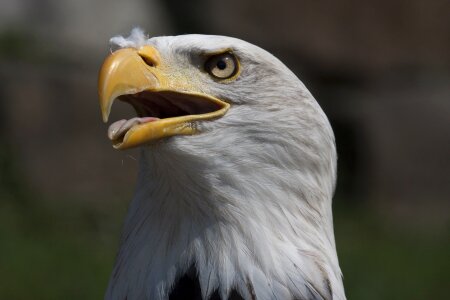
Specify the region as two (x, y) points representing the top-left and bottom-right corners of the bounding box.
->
(98, 46), (229, 150)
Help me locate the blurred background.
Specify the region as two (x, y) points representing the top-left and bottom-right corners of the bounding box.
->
(0, 0), (449, 299)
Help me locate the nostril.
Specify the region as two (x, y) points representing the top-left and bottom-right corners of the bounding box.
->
(140, 55), (156, 67)
(137, 46), (161, 67)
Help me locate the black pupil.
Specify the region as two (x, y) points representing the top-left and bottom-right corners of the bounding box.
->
(216, 60), (227, 70)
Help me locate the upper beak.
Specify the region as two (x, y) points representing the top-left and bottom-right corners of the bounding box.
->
(98, 46), (161, 123)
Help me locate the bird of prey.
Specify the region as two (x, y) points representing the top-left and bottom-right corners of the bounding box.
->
(97, 28), (345, 300)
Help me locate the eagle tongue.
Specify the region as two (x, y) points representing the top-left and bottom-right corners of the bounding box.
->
(108, 117), (159, 141)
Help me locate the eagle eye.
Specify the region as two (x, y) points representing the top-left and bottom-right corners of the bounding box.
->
(205, 53), (238, 79)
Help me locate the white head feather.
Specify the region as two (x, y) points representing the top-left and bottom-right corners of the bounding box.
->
(105, 29), (345, 300)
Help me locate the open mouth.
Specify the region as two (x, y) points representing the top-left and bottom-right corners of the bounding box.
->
(98, 46), (231, 149)
(107, 90), (229, 149)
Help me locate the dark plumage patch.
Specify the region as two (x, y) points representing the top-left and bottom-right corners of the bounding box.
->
(168, 271), (204, 300)
(168, 267), (329, 300)
(169, 267), (245, 300)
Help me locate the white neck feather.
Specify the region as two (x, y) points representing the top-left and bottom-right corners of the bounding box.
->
(106, 110), (345, 300)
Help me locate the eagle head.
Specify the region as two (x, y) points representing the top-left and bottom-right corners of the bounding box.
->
(98, 28), (345, 300)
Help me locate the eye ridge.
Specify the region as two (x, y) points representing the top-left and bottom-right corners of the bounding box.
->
(205, 52), (239, 80)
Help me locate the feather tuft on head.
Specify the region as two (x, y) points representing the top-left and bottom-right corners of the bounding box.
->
(109, 27), (149, 49)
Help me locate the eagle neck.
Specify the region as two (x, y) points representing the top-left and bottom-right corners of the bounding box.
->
(106, 145), (345, 300)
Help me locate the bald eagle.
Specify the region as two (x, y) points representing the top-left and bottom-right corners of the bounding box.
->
(98, 28), (345, 300)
